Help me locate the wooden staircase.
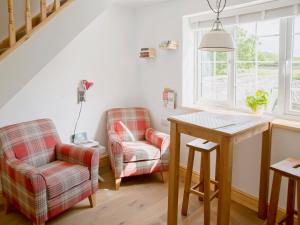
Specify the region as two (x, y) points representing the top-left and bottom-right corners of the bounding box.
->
(0, 0), (73, 60)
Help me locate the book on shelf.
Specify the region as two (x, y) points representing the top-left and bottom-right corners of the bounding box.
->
(139, 53), (155, 58)
(140, 48), (155, 52)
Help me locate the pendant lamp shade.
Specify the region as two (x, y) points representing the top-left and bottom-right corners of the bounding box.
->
(199, 0), (234, 52)
(199, 29), (234, 52)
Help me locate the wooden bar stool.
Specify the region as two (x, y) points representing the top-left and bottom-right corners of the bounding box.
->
(181, 139), (220, 225)
(267, 158), (300, 225)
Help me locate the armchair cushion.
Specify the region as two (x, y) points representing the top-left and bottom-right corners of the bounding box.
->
(107, 108), (151, 141)
(114, 121), (135, 141)
(55, 144), (99, 192)
(38, 161), (90, 199)
(0, 119), (60, 167)
(122, 141), (161, 163)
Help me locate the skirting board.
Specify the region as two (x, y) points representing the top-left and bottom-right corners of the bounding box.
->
(179, 165), (298, 224)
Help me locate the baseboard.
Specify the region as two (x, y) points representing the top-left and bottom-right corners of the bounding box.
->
(99, 154), (110, 170)
(179, 165), (297, 224)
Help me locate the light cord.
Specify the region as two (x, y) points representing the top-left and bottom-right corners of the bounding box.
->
(73, 101), (83, 140)
(206, 0), (227, 20)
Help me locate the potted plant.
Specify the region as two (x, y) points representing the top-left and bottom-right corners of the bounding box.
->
(246, 90), (268, 115)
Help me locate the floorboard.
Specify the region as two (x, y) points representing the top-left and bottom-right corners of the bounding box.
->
(0, 168), (264, 225)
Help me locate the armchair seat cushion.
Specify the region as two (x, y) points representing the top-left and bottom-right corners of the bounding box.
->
(38, 160), (90, 199)
(122, 141), (161, 163)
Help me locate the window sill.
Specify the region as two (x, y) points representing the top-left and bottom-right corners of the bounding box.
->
(180, 104), (300, 133)
(272, 119), (300, 133)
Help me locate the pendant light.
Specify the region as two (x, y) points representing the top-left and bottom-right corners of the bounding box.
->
(199, 0), (234, 52)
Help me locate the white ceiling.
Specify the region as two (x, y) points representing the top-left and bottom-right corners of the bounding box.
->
(113, 0), (171, 8)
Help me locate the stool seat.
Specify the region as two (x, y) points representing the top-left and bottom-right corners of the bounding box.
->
(271, 158), (300, 180)
(187, 139), (219, 152)
(267, 158), (300, 225)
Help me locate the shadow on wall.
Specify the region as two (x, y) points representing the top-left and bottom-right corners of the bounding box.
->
(94, 110), (108, 149)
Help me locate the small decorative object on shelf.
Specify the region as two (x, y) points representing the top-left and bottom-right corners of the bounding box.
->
(162, 88), (176, 109)
(246, 89), (268, 115)
(139, 48), (156, 58)
(159, 40), (178, 50)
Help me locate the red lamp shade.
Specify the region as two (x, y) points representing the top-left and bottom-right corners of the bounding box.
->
(82, 80), (94, 90)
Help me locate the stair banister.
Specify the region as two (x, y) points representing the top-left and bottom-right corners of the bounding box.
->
(25, 0), (32, 34)
(7, 0), (16, 47)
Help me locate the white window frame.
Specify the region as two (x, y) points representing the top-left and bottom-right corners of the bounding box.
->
(193, 16), (300, 118)
(285, 17), (300, 116)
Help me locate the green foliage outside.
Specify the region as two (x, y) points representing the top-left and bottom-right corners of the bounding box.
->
(246, 90), (269, 112)
(210, 27), (279, 76)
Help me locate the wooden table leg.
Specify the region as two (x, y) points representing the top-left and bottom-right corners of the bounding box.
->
(167, 122), (181, 225)
(258, 123), (272, 219)
(217, 137), (234, 225)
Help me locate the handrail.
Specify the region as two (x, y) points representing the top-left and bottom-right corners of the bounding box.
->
(0, 0), (73, 60)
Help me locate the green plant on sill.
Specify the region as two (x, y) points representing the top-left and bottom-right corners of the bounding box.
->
(246, 90), (269, 112)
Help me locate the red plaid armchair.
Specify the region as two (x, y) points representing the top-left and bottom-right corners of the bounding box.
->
(107, 107), (170, 190)
(0, 119), (99, 225)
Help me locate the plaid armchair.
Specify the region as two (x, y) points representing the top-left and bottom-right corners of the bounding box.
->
(107, 107), (170, 190)
(0, 119), (99, 225)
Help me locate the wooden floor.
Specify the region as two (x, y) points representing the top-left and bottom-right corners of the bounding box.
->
(0, 168), (265, 225)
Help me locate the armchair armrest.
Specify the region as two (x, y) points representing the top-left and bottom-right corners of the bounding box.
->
(0, 158), (47, 223)
(145, 128), (170, 153)
(55, 144), (100, 192)
(2, 158), (46, 193)
(108, 131), (123, 155)
(55, 144), (99, 169)
(107, 131), (124, 178)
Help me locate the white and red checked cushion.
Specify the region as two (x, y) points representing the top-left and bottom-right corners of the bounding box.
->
(122, 141), (161, 163)
(107, 108), (150, 142)
(0, 119), (61, 167)
(38, 161), (90, 199)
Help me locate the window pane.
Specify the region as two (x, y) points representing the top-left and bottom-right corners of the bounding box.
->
(295, 16), (300, 34)
(257, 20), (280, 36)
(201, 51), (213, 62)
(292, 62), (300, 83)
(216, 52), (227, 62)
(235, 20), (279, 112)
(236, 25), (256, 61)
(290, 18), (300, 112)
(235, 63), (256, 108)
(200, 63), (228, 101)
(292, 62), (300, 111)
(293, 34), (300, 61)
(257, 37), (279, 63)
(257, 62), (279, 112)
(258, 62), (279, 77)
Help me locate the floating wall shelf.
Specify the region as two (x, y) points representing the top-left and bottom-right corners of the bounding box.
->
(159, 40), (178, 50)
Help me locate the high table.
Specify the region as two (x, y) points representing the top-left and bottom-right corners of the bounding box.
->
(167, 111), (273, 225)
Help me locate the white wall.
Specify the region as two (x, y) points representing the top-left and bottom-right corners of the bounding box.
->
(0, 0), (110, 108)
(0, 5), (139, 146)
(135, 0), (300, 208)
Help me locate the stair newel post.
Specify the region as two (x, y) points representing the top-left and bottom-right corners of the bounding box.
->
(7, 0), (16, 47)
(40, 0), (47, 21)
(54, 0), (61, 11)
(25, 0), (32, 34)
